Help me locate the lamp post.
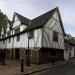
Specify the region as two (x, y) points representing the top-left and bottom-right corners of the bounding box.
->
(26, 21), (31, 66)
(26, 32), (30, 66)
(2, 49), (5, 65)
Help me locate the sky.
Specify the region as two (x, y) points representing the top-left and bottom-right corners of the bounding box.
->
(0, 0), (75, 36)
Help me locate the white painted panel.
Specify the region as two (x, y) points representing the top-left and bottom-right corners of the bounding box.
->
(64, 50), (69, 61)
(0, 40), (7, 49)
(13, 15), (21, 28)
(6, 38), (13, 49)
(0, 41), (3, 49)
(20, 24), (27, 32)
(6, 23), (10, 32)
(43, 28), (52, 48)
(11, 28), (42, 49)
(43, 10), (64, 49)
(70, 47), (74, 58)
(53, 10), (60, 22)
(34, 28), (42, 48)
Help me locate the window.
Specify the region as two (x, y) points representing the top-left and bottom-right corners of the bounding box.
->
(53, 31), (58, 42)
(2, 35), (5, 38)
(17, 35), (20, 41)
(14, 27), (20, 34)
(8, 37), (11, 43)
(29, 31), (34, 39)
(7, 31), (11, 36)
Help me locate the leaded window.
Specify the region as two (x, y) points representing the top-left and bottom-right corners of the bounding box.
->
(53, 31), (58, 42)
(7, 31), (11, 36)
(29, 31), (34, 39)
(14, 27), (20, 34)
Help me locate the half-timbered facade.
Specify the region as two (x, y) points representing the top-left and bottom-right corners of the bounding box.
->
(0, 7), (65, 64)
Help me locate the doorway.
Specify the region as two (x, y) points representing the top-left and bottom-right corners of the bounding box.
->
(15, 48), (20, 60)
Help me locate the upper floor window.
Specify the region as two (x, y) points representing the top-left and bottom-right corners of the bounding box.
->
(28, 31), (34, 39)
(2, 35), (5, 38)
(14, 27), (20, 34)
(53, 31), (58, 42)
(7, 31), (11, 36)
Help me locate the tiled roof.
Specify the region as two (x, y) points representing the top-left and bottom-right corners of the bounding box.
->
(15, 13), (30, 25)
(69, 38), (75, 45)
(30, 8), (55, 29)
(0, 7), (65, 40)
(28, 7), (65, 34)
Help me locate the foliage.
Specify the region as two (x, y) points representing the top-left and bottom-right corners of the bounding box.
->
(0, 10), (8, 31)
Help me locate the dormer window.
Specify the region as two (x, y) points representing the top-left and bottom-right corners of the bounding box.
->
(28, 31), (34, 39)
(7, 31), (11, 36)
(2, 34), (5, 38)
(14, 27), (20, 34)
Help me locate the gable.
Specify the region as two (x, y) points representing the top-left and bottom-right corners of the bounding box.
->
(44, 8), (65, 35)
(53, 9), (65, 35)
(42, 9), (65, 49)
(6, 23), (11, 32)
(13, 15), (21, 28)
(29, 7), (65, 35)
(52, 10), (64, 34)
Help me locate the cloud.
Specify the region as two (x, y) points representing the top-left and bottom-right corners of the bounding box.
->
(0, 0), (58, 20)
(0, 0), (75, 36)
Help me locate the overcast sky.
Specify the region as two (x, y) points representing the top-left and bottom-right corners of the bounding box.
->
(0, 0), (75, 36)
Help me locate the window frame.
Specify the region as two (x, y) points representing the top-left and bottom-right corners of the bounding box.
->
(53, 31), (58, 42)
(14, 27), (20, 34)
(7, 31), (11, 36)
(29, 30), (34, 39)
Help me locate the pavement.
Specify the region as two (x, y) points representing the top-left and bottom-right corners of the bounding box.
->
(37, 60), (75, 75)
(0, 59), (74, 75)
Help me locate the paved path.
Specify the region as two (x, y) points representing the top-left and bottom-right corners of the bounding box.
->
(0, 59), (66, 75)
(37, 62), (75, 75)
(1, 59), (75, 75)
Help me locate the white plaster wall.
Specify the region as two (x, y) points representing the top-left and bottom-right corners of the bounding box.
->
(6, 23), (10, 32)
(13, 28), (42, 49)
(43, 10), (64, 49)
(64, 46), (75, 61)
(0, 41), (3, 49)
(64, 50), (69, 61)
(70, 46), (74, 58)
(0, 40), (7, 49)
(13, 15), (21, 28)
(6, 38), (13, 49)
(20, 24), (27, 32)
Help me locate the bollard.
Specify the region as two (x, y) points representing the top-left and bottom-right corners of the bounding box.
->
(21, 59), (24, 72)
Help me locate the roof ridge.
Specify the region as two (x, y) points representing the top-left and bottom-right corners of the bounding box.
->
(14, 12), (30, 20)
(31, 7), (58, 21)
(13, 12), (30, 25)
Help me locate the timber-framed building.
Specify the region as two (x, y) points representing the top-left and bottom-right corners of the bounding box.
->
(0, 7), (66, 64)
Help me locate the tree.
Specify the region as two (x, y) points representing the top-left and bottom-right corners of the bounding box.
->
(0, 10), (8, 31)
